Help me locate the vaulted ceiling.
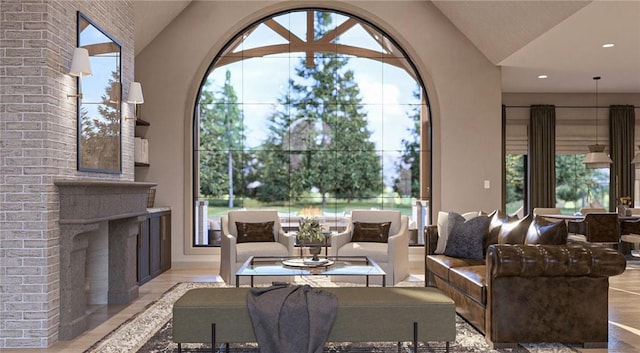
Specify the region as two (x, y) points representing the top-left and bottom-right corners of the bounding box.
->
(133, 0), (640, 93)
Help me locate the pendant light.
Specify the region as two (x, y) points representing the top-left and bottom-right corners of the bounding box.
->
(583, 76), (612, 169)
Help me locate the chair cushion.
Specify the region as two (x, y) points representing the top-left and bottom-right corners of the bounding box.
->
(448, 266), (486, 305)
(443, 215), (490, 259)
(235, 221), (275, 243)
(227, 210), (280, 240)
(351, 221), (391, 242)
(351, 210), (401, 235)
(236, 242), (289, 262)
(336, 242), (389, 263)
(427, 254), (484, 281)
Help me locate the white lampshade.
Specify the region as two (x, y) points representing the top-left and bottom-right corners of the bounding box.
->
(69, 48), (92, 77)
(583, 144), (612, 169)
(127, 82), (144, 104)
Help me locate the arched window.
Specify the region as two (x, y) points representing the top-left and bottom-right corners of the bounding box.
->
(193, 9), (430, 247)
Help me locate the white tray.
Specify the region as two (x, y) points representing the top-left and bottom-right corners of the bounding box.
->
(282, 258), (335, 268)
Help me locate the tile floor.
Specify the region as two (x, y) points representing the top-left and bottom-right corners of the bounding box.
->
(3, 262), (640, 353)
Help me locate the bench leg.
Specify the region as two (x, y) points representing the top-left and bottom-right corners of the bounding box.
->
(177, 343), (181, 353)
(211, 323), (215, 353)
(413, 322), (418, 352)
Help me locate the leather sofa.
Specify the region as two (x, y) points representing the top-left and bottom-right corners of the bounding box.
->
(425, 224), (627, 348)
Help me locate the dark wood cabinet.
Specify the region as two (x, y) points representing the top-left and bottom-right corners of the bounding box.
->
(137, 208), (171, 285)
(160, 212), (172, 272)
(137, 218), (151, 284)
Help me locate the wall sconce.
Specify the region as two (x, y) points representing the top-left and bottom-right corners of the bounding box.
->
(67, 47), (92, 99)
(127, 81), (144, 119)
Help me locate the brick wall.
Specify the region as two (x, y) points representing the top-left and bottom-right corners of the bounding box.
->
(0, 0), (134, 348)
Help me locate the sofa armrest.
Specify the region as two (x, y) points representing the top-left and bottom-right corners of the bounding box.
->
(485, 243), (625, 347)
(486, 243), (626, 279)
(277, 229), (295, 255)
(425, 225), (439, 255)
(219, 215), (237, 284)
(387, 216), (409, 256)
(329, 226), (353, 256)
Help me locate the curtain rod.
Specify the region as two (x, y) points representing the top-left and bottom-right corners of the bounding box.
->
(505, 105), (640, 109)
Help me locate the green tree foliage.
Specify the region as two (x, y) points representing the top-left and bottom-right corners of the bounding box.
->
(555, 154), (603, 204)
(394, 88), (421, 197)
(248, 95), (302, 203)
(505, 154), (525, 204)
(506, 154), (607, 208)
(80, 70), (120, 171)
(254, 11), (382, 205)
(198, 70), (245, 202)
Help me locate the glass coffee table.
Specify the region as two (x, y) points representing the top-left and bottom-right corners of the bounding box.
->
(235, 255), (386, 287)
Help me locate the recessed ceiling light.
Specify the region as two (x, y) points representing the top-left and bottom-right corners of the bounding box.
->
(602, 43), (615, 48)
(538, 74), (548, 79)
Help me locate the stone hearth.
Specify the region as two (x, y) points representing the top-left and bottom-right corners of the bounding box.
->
(55, 179), (156, 340)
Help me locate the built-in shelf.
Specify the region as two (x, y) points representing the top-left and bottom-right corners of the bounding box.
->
(135, 118), (150, 167)
(135, 118), (150, 126)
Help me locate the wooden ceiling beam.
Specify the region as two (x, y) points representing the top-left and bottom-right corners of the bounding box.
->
(264, 19), (303, 44)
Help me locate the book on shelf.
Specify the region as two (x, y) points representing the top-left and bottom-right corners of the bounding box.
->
(134, 137), (149, 164)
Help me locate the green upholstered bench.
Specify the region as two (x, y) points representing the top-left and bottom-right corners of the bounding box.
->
(172, 286), (456, 352)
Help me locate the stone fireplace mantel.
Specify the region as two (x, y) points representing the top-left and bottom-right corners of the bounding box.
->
(55, 179), (157, 224)
(54, 179), (156, 340)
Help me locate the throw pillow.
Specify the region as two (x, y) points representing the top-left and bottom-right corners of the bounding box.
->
(435, 212), (449, 253)
(498, 214), (532, 244)
(235, 221), (275, 243)
(525, 216), (568, 245)
(351, 222), (392, 242)
(443, 214), (490, 259)
(486, 210), (519, 250)
(435, 211), (479, 254)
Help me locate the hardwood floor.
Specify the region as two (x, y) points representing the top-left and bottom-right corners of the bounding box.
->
(5, 261), (640, 353)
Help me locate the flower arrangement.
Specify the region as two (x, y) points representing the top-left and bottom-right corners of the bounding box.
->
(297, 217), (325, 244)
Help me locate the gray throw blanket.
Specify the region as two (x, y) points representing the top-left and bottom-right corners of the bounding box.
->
(247, 283), (338, 353)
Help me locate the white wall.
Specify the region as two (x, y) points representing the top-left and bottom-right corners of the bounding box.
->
(135, 1), (502, 265)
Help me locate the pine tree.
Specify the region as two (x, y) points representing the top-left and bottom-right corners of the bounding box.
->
(255, 11), (382, 206)
(80, 70), (121, 171)
(198, 70), (245, 206)
(394, 88), (421, 197)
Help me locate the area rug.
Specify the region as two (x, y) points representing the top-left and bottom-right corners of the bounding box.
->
(84, 280), (579, 353)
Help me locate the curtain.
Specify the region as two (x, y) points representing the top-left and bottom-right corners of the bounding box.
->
(609, 105), (636, 209)
(528, 105), (556, 213)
